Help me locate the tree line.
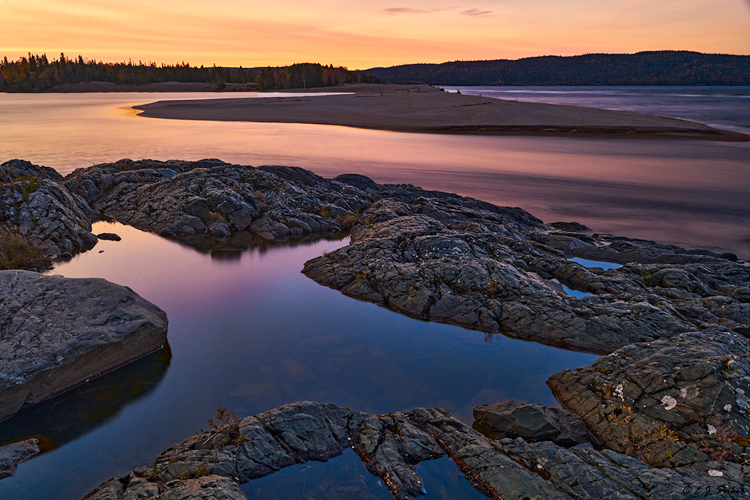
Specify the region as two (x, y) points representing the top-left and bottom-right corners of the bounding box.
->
(254, 63), (379, 90)
(0, 54), (378, 92)
(366, 51), (750, 86)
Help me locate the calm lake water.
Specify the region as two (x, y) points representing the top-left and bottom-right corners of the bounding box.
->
(0, 87), (748, 499)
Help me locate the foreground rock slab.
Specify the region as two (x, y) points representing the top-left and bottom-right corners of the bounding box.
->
(83, 401), (749, 500)
(549, 330), (750, 470)
(0, 270), (168, 421)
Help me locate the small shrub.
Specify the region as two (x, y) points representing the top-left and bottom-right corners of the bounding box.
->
(181, 465), (211, 480)
(15, 175), (40, 203)
(0, 229), (50, 270)
(336, 212), (359, 230)
(207, 406), (246, 447)
(318, 206), (333, 218)
(485, 277), (503, 298)
(209, 212), (227, 223)
(607, 405), (679, 466)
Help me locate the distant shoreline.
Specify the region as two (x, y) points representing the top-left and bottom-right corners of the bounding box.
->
(133, 84), (750, 141)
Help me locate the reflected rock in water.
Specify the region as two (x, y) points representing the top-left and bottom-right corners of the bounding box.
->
(174, 228), (348, 260)
(0, 344), (171, 458)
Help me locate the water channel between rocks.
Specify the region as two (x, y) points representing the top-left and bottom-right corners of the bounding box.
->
(0, 221), (597, 500)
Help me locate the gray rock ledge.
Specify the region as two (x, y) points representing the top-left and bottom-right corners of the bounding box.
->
(82, 401), (749, 500)
(0, 270), (168, 421)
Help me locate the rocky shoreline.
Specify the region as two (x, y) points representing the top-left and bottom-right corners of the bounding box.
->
(1, 157), (748, 497)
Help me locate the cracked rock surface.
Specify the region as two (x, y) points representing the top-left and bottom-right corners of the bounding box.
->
(549, 330), (750, 470)
(302, 195), (748, 354)
(82, 401), (749, 500)
(0, 270), (168, 421)
(1, 160), (98, 258)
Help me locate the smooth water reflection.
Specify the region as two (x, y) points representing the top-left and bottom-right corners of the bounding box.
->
(0, 221), (596, 499)
(1, 92), (748, 258)
(243, 450), (489, 500)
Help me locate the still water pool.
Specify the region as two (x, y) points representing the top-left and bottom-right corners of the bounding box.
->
(0, 221), (595, 499)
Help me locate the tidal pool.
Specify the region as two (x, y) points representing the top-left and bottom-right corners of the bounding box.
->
(0, 221), (596, 499)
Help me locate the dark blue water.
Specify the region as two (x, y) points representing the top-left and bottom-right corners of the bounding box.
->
(451, 86), (750, 134)
(0, 222), (594, 499)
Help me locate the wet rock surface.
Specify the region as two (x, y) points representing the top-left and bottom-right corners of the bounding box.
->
(549, 331), (750, 470)
(0, 438), (40, 480)
(302, 195), (748, 354)
(473, 400), (592, 446)
(0, 270), (169, 421)
(82, 401), (750, 500)
(63, 159), (376, 240)
(1, 160), (98, 259)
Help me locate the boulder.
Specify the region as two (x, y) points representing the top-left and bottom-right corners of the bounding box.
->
(0, 270), (168, 421)
(1, 160), (97, 259)
(473, 400), (591, 446)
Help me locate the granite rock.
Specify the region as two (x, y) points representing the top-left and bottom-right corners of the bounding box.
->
(0, 270), (168, 421)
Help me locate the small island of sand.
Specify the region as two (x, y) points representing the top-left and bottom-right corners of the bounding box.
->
(134, 84), (749, 141)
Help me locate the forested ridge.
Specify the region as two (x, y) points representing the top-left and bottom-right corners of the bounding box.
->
(366, 51), (750, 86)
(0, 54), (378, 92)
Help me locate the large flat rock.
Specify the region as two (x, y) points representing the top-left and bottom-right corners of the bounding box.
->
(0, 270), (168, 421)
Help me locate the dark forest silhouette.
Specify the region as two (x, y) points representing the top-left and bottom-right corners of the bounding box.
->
(367, 51), (750, 86)
(0, 54), (378, 92)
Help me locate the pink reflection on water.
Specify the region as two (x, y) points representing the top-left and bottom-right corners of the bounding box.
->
(49, 221), (349, 314)
(3, 92), (749, 257)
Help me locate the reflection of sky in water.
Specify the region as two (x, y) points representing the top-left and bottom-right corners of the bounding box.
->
(0, 221), (596, 500)
(562, 285), (593, 298)
(243, 450), (486, 500)
(1, 91), (748, 258)
(568, 257), (622, 270)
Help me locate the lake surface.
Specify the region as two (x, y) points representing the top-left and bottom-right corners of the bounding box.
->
(1, 89), (749, 257)
(0, 87), (748, 499)
(0, 221), (594, 499)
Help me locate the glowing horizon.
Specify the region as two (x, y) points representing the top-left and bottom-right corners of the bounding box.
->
(1, 0), (748, 69)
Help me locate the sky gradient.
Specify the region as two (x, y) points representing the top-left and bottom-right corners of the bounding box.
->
(1, 0), (749, 69)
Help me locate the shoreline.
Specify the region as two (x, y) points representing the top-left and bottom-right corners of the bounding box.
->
(133, 84), (750, 141)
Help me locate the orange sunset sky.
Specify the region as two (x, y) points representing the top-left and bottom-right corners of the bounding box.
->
(1, 0), (749, 69)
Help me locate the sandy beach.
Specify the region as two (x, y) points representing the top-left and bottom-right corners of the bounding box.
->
(134, 84), (749, 141)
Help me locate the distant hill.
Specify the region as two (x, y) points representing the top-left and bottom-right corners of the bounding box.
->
(366, 51), (750, 86)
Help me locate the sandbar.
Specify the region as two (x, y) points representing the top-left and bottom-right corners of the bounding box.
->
(134, 84), (748, 141)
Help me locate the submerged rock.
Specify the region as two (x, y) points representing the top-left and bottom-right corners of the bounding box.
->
(82, 401), (750, 500)
(96, 232), (121, 241)
(0, 270), (168, 421)
(0, 439), (40, 480)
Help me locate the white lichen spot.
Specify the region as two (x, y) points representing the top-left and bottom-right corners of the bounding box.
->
(707, 424), (717, 435)
(724, 404), (733, 412)
(661, 395), (677, 411)
(708, 470), (723, 477)
(680, 388), (688, 399)
(615, 384), (625, 400)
